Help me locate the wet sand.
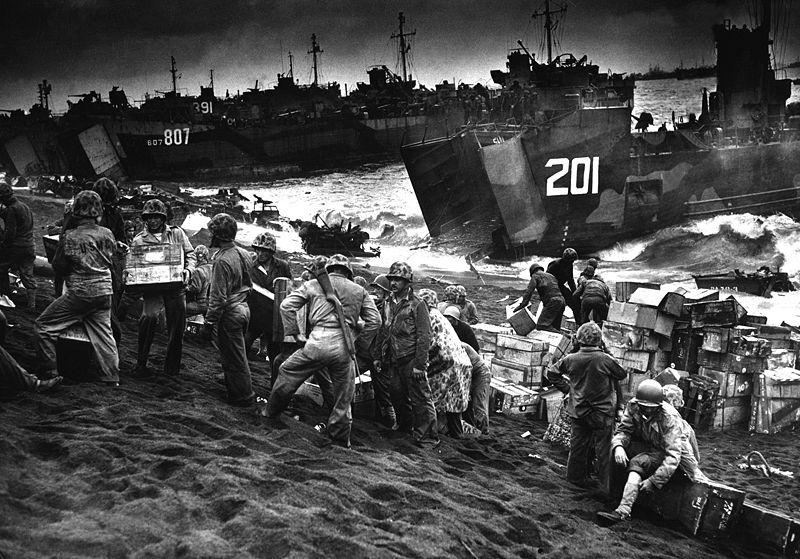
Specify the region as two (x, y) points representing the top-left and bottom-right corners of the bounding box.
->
(0, 195), (798, 558)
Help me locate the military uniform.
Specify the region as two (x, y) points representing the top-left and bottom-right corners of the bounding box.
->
(0, 185), (37, 308)
(518, 268), (566, 332)
(35, 191), (120, 384)
(575, 278), (612, 326)
(205, 215), (255, 406)
(547, 256), (580, 324)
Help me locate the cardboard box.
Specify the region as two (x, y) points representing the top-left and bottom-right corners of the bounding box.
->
(736, 501), (800, 557)
(124, 244), (184, 289)
(628, 288), (686, 317)
(490, 377), (539, 415)
(607, 302), (675, 336)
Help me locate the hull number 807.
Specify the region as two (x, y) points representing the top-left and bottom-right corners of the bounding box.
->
(147, 128), (191, 146)
(545, 156), (599, 196)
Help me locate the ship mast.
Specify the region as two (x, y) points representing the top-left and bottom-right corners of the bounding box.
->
(532, 0), (567, 64)
(391, 11), (416, 83)
(309, 34), (323, 86)
(170, 55), (178, 95)
(37, 80), (51, 112)
(288, 51), (294, 80)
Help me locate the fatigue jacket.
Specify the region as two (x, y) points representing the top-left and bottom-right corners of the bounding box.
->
(281, 272), (380, 342)
(520, 271), (565, 308)
(187, 263), (213, 304)
(382, 288), (431, 371)
(53, 222), (116, 298)
(612, 401), (707, 489)
(0, 197), (34, 255)
(547, 347), (627, 419)
(547, 258), (576, 293)
(130, 225), (196, 272)
(460, 300), (480, 325)
(206, 242), (252, 324)
(575, 278), (611, 302)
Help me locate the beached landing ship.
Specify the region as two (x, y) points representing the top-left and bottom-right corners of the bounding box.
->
(401, 0), (800, 259)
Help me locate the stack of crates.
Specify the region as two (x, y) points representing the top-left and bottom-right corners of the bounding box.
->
(492, 330), (571, 389)
(602, 287), (684, 396)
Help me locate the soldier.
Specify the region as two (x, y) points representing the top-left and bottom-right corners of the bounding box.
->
(129, 198), (196, 378)
(514, 264), (566, 332)
(35, 191), (121, 386)
(574, 274), (612, 326)
(454, 285), (480, 325)
(205, 214), (256, 406)
(442, 305), (480, 352)
(245, 232), (292, 377)
(547, 247), (581, 324)
(265, 254), (380, 448)
(380, 261), (439, 448)
(598, 379), (709, 525)
(0, 178), (37, 310)
(92, 178), (127, 344)
(186, 245), (212, 317)
(363, 274), (398, 429)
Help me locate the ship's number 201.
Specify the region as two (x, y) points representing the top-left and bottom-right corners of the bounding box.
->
(545, 157), (599, 196)
(164, 128), (190, 146)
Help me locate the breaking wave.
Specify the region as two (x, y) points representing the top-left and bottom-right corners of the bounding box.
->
(599, 213), (800, 277)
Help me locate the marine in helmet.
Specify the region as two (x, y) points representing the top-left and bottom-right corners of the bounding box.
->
(547, 247), (581, 325)
(245, 231), (293, 379)
(574, 271), (611, 326)
(377, 261), (439, 448)
(442, 304), (479, 353)
(35, 190), (121, 386)
(91, 177), (125, 242)
(547, 321), (627, 496)
(0, 177), (37, 310)
(514, 263), (566, 332)
(204, 213), (256, 406)
(185, 244), (213, 317)
(453, 285), (480, 325)
(266, 253), (380, 448)
(129, 198), (196, 378)
(597, 379), (709, 525)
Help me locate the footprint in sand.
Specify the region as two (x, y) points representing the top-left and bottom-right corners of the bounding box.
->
(365, 483), (404, 502)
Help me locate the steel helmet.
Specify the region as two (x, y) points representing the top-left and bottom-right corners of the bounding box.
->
(354, 276), (368, 288)
(529, 263), (544, 275)
(387, 261), (413, 282)
(141, 198), (168, 219)
(442, 305), (461, 320)
(304, 255), (329, 276)
(207, 213), (237, 241)
(455, 285), (467, 297)
(417, 288), (438, 309)
(91, 177), (119, 204)
(587, 257), (599, 268)
(444, 285), (458, 301)
(562, 247), (578, 261)
(635, 379), (664, 408)
(195, 244), (210, 263)
(252, 232), (277, 252)
(576, 321), (602, 346)
(326, 253), (353, 279)
(369, 274), (391, 293)
(72, 190), (104, 218)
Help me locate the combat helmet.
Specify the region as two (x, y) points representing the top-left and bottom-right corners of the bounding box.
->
(635, 379), (664, 408)
(455, 285), (467, 297)
(387, 261), (413, 282)
(72, 190), (104, 218)
(443, 285), (458, 301)
(195, 244), (210, 263)
(562, 247), (578, 262)
(326, 253), (353, 279)
(91, 177), (119, 204)
(369, 274), (391, 293)
(575, 321), (602, 347)
(251, 232), (277, 252)
(207, 213), (237, 241)
(141, 198), (168, 219)
(304, 255), (329, 278)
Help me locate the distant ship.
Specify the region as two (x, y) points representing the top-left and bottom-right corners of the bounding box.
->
(400, 0), (800, 260)
(0, 13), (463, 182)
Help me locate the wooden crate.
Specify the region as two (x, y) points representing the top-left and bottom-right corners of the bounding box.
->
(702, 326), (733, 353)
(490, 357), (543, 387)
(698, 367), (754, 398)
(489, 377), (539, 415)
(679, 289), (720, 319)
(42, 234), (60, 263)
(728, 335), (771, 358)
(768, 349), (797, 370)
(473, 323), (513, 353)
(750, 369), (800, 434)
(607, 302), (675, 336)
(614, 281), (660, 302)
(637, 476), (745, 537)
(736, 501), (800, 558)
(671, 330), (703, 374)
(124, 244), (184, 289)
(628, 288), (686, 317)
(602, 321), (661, 351)
(689, 297), (747, 329)
(679, 375), (720, 430)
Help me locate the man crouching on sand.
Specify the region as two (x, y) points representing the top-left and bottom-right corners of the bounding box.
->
(597, 379), (709, 525)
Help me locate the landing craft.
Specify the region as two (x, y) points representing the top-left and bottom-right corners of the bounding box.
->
(400, 0), (800, 260)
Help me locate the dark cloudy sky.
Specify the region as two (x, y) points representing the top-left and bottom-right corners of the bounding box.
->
(2, 0), (798, 112)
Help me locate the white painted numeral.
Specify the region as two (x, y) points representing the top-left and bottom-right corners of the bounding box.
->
(163, 128), (191, 146)
(546, 156), (599, 196)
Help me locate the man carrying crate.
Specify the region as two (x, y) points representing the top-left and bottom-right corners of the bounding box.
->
(129, 199), (196, 378)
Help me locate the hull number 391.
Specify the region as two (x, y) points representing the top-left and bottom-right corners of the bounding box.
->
(545, 157), (599, 196)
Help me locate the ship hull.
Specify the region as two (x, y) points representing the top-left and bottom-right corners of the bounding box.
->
(401, 107), (800, 258)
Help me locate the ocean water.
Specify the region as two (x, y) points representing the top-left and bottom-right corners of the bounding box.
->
(180, 73), (800, 325)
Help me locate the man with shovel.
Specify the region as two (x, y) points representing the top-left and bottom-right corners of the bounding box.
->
(265, 254), (380, 448)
